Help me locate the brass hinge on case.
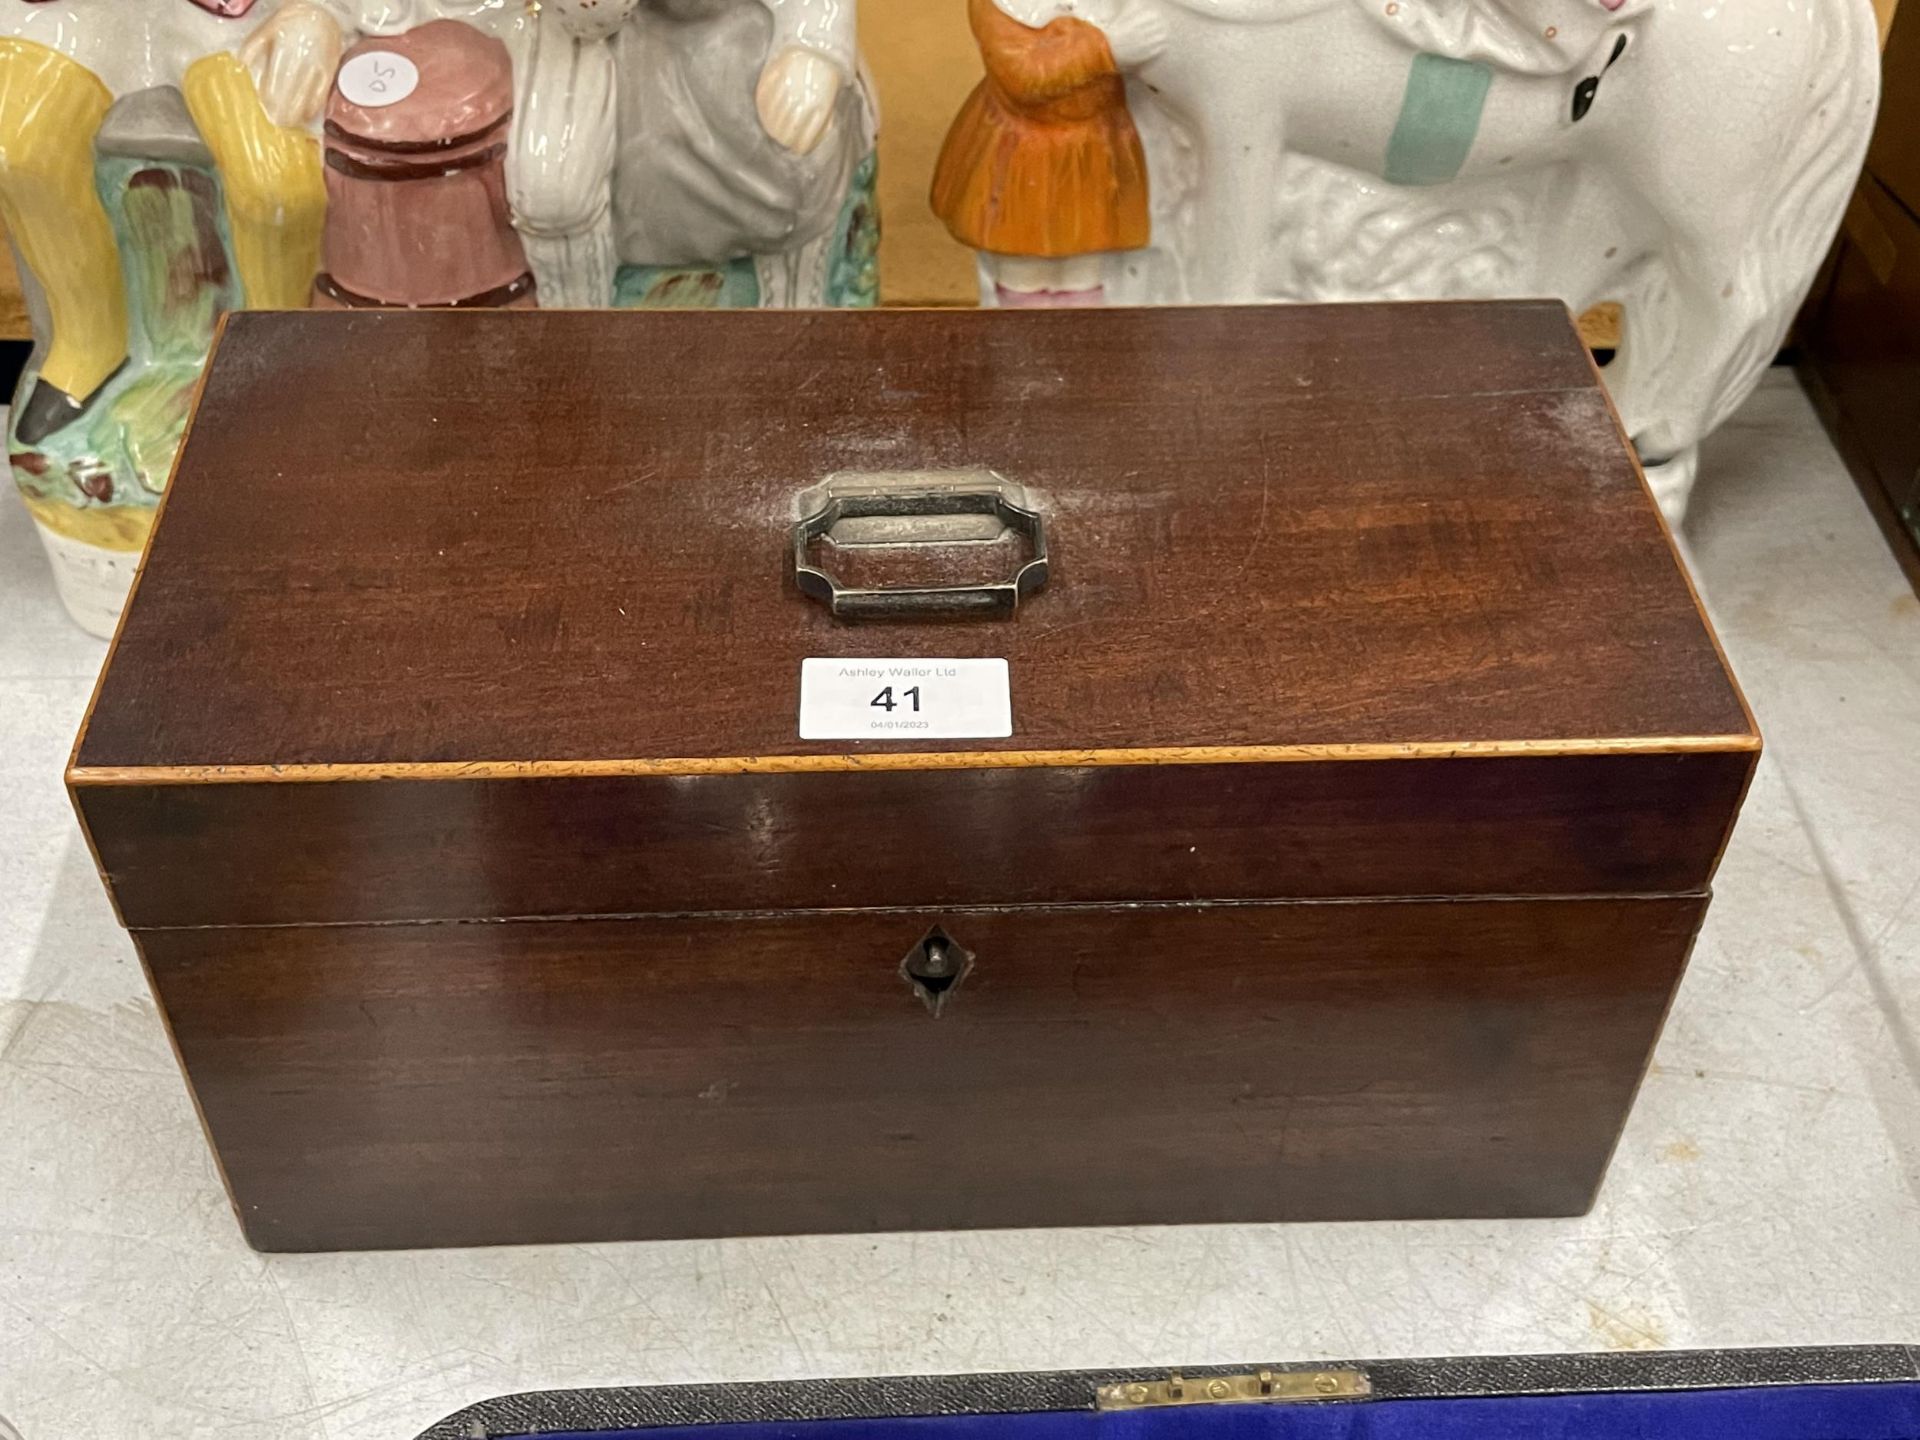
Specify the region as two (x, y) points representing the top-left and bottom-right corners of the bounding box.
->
(1095, 1369), (1371, 1410)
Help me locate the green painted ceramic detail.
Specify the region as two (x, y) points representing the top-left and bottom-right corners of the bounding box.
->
(614, 260), (762, 309)
(10, 152), (241, 532)
(827, 150), (881, 309)
(1384, 54), (1494, 187)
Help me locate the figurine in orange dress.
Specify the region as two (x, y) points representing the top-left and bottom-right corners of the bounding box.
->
(931, 0), (1166, 307)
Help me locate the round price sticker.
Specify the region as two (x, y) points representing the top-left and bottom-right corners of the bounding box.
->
(337, 51), (420, 109)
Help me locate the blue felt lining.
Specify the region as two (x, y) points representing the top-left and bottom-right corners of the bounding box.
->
(520, 1382), (1920, 1440)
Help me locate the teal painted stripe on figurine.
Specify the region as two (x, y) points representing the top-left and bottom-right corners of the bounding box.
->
(1384, 54), (1493, 186)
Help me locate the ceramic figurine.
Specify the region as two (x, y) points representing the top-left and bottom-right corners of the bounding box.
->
(511, 0), (880, 310)
(931, 0), (1163, 308)
(298, 0), (879, 308)
(0, 0), (327, 635)
(251, 2), (568, 313)
(941, 0), (1881, 520)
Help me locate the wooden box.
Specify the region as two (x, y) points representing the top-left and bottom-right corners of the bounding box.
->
(1801, 0), (1920, 587)
(70, 301), (1757, 1253)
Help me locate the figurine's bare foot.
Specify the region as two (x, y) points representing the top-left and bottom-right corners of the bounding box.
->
(755, 46), (846, 155)
(240, 1), (345, 129)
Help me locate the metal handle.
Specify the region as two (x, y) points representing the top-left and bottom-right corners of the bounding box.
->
(792, 477), (1049, 622)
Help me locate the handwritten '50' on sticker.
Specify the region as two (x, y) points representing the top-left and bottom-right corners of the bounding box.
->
(337, 51), (421, 109)
(800, 659), (1012, 741)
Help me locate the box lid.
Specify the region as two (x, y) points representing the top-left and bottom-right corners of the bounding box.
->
(71, 303), (1758, 928)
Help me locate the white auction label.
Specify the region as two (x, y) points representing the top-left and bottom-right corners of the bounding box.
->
(337, 51), (420, 109)
(800, 659), (1012, 741)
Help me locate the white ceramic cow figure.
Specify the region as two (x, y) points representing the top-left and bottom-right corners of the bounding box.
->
(995, 0), (1881, 518)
